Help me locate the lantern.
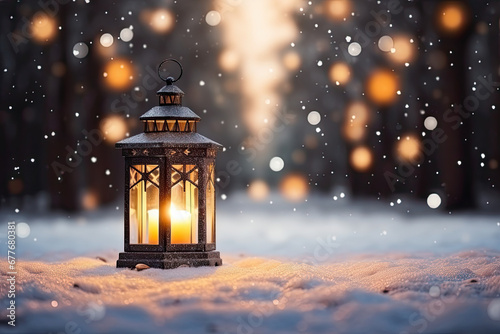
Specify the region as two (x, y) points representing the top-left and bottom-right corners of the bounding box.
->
(116, 59), (222, 269)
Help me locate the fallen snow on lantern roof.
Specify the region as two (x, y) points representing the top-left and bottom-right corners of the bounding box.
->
(139, 105), (201, 120)
(115, 132), (222, 148)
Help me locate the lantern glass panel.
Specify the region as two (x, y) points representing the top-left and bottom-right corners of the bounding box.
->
(129, 164), (160, 244)
(171, 164), (199, 244)
(167, 120), (176, 131)
(206, 163), (215, 243)
(156, 120), (165, 131)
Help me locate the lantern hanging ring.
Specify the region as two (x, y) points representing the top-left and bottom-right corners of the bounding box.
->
(157, 58), (183, 84)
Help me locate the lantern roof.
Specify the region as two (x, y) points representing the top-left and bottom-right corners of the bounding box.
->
(115, 132), (221, 149)
(116, 59), (222, 149)
(139, 105), (201, 120)
(157, 84), (184, 95)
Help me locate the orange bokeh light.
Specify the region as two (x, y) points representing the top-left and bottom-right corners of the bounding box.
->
(325, 0), (351, 21)
(329, 62), (351, 85)
(103, 59), (134, 91)
(396, 135), (421, 162)
(219, 49), (239, 72)
(142, 9), (175, 33)
(283, 51), (301, 71)
(100, 115), (128, 143)
(279, 173), (308, 202)
(248, 180), (269, 201)
(438, 2), (467, 33)
(31, 12), (57, 44)
(342, 101), (370, 142)
(366, 69), (399, 106)
(350, 146), (373, 172)
(81, 190), (98, 210)
(388, 36), (416, 64)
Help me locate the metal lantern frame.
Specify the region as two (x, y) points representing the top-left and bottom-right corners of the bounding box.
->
(116, 59), (222, 269)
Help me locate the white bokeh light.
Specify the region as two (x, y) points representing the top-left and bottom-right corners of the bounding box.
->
(487, 299), (500, 321)
(16, 222), (31, 238)
(424, 116), (438, 131)
(100, 33), (114, 47)
(348, 42), (362, 56)
(307, 111), (321, 125)
(72, 42), (89, 59)
(120, 28), (134, 42)
(378, 35), (393, 52)
(427, 193), (442, 209)
(206, 10), (222, 26)
(269, 157), (284, 172)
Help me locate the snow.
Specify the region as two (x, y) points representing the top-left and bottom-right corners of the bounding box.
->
(1, 194), (500, 333)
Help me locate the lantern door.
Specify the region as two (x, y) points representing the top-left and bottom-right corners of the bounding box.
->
(125, 157), (165, 252)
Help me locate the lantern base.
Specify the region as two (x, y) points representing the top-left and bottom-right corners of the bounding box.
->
(116, 251), (222, 269)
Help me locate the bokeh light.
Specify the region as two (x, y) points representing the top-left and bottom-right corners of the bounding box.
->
(366, 69), (399, 105)
(307, 111), (321, 125)
(283, 51), (301, 71)
(378, 35), (393, 52)
(73, 42), (89, 59)
(100, 33), (114, 47)
(427, 193), (442, 209)
(143, 9), (175, 33)
(206, 10), (222, 26)
(424, 116), (438, 130)
(16, 222), (31, 238)
(342, 101), (370, 142)
(348, 42), (362, 56)
(219, 49), (239, 72)
(103, 59), (134, 91)
(248, 180), (269, 201)
(329, 62), (351, 85)
(81, 190), (99, 210)
(100, 114), (128, 143)
(438, 2), (467, 34)
(350, 146), (373, 172)
(279, 173), (308, 202)
(388, 36), (415, 64)
(31, 12), (57, 44)
(270, 157), (285, 172)
(396, 135), (421, 162)
(325, 0), (351, 21)
(120, 27), (134, 42)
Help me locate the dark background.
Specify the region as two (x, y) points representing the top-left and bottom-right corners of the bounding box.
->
(1, 0), (499, 212)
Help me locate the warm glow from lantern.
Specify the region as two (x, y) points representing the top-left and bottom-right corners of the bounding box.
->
(329, 62), (351, 85)
(147, 209), (159, 244)
(366, 70), (399, 105)
(100, 115), (128, 143)
(219, 49), (239, 72)
(439, 3), (466, 33)
(388, 36), (415, 64)
(342, 101), (370, 142)
(248, 180), (269, 201)
(325, 0), (351, 21)
(350, 146), (373, 172)
(396, 135), (421, 161)
(280, 174), (308, 202)
(103, 59), (134, 91)
(170, 205), (191, 244)
(283, 51), (301, 71)
(31, 12), (57, 43)
(143, 9), (175, 33)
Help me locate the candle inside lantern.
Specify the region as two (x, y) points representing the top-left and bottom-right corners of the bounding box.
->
(171, 206), (191, 244)
(147, 209), (159, 244)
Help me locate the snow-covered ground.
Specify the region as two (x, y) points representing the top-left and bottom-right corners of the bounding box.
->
(1, 193), (500, 333)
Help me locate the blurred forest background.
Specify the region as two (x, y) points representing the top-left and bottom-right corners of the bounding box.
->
(1, 0), (499, 212)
